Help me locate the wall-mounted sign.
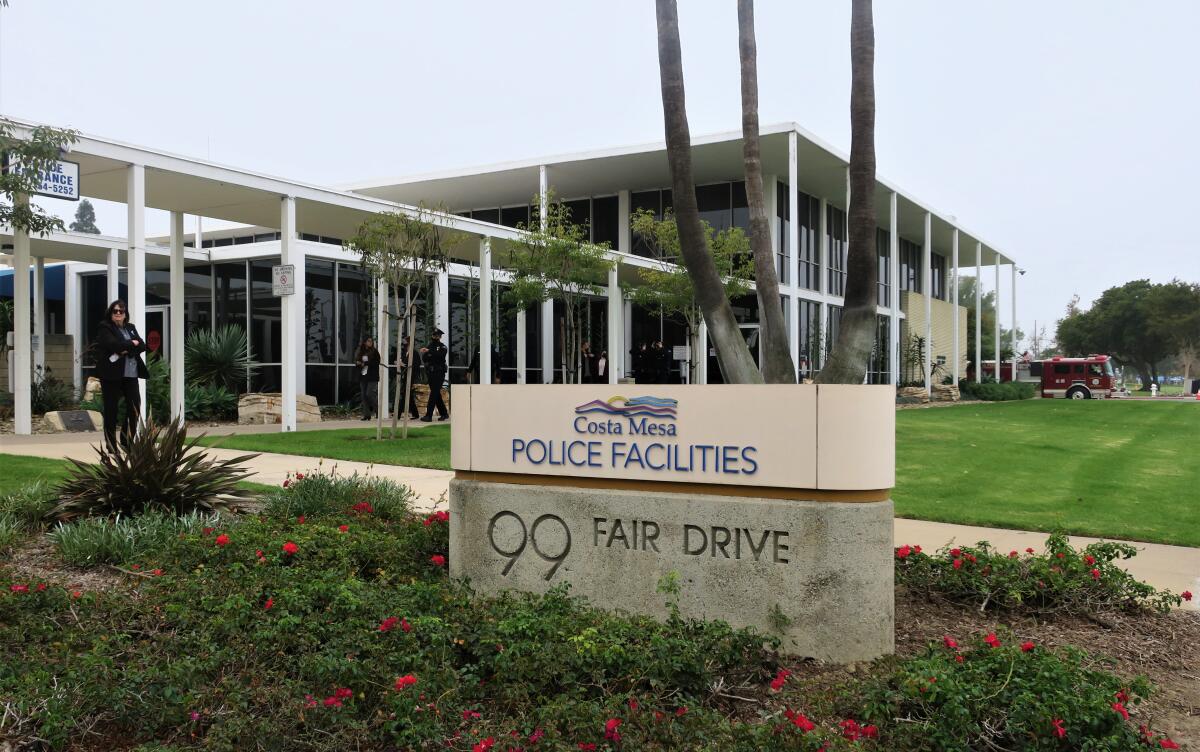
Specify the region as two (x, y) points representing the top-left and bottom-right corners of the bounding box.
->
(1, 154), (80, 201)
(272, 264), (295, 296)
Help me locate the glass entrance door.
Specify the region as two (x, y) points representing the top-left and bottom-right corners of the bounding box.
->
(144, 306), (168, 361)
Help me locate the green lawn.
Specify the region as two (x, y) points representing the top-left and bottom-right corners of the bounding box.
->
(0, 453), (276, 498)
(196, 423), (452, 470)
(894, 400), (1200, 547)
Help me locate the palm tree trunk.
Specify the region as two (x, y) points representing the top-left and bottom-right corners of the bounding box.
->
(816, 0), (879, 384)
(656, 0), (762, 385)
(738, 0), (795, 384)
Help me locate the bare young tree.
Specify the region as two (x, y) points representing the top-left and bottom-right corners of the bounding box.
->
(737, 0), (795, 384)
(815, 0), (879, 384)
(655, 0), (761, 384)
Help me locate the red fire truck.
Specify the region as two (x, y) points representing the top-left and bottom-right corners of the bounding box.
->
(981, 354), (1116, 399)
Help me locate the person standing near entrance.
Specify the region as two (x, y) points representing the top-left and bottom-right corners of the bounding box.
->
(397, 336), (421, 419)
(355, 337), (381, 421)
(94, 299), (149, 449)
(419, 328), (449, 422)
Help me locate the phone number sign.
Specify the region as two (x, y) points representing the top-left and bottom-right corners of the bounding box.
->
(2, 155), (80, 201)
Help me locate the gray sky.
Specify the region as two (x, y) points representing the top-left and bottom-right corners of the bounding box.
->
(3, 0), (1197, 345)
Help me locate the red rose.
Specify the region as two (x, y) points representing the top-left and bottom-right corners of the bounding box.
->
(1111, 702), (1129, 721)
(394, 674), (418, 690)
(984, 633), (1001, 649)
(1091, 568), (1101, 580)
(1009, 550), (1019, 558)
(1085, 554), (1096, 565)
(335, 687), (353, 699)
(323, 696), (342, 708)
(472, 738), (494, 752)
(10, 584), (28, 593)
(282, 541), (299, 556)
(952, 559), (963, 570)
(1025, 547), (1035, 554)
(896, 544), (911, 559)
(913, 545), (922, 554)
(297, 516), (305, 525)
(282, 479), (290, 488)
(529, 728), (544, 743)
(943, 636), (959, 650)
(463, 709), (481, 720)
(863, 724), (878, 739)
(1051, 718), (1066, 739)
(431, 554), (447, 567)
(215, 534), (229, 547)
(1020, 641), (1035, 652)
(295, 473), (305, 480)
(1182, 591), (1192, 602)
(790, 712), (815, 732)
(950, 548), (962, 559)
(379, 616), (399, 632)
(955, 654), (964, 663)
(339, 525), (349, 533)
(1160, 739), (1181, 749)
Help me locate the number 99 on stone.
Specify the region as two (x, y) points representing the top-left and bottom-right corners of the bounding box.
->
(487, 511), (572, 581)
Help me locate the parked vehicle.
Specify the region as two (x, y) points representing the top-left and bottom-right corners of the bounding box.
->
(976, 354), (1116, 399)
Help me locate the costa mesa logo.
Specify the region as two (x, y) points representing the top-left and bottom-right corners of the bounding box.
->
(573, 395), (678, 420)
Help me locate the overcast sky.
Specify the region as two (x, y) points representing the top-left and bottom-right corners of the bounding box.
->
(2, 0), (1197, 343)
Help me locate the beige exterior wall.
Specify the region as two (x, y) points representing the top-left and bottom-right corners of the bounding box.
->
(1, 334), (75, 394)
(899, 292), (967, 384)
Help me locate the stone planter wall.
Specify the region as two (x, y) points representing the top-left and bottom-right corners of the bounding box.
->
(238, 393), (322, 425)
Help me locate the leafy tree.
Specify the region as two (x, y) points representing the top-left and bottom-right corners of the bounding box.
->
(958, 276), (1023, 365)
(1055, 279), (1200, 390)
(0, 118), (78, 236)
(816, 0), (879, 384)
(627, 209), (753, 383)
(654, 0), (761, 384)
(346, 206), (463, 439)
(736, 0), (794, 383)
(69, 198), (100, 233)
(504, 194), (612, 384)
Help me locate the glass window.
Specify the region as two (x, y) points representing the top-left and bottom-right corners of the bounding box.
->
(1054, 363), (1071, 375)
(337, 263), (369, 365)
(876, 229), (891, 307)
(471, 208), (500, 225)
(631, 190), (662, 257)
(183, 265), (212, 333)
(306, 365), (336, 405)
(592, 195), (619, 249)
(798, 193), (820, 291)
(250, 259), (281, 364)
(827, 206), (847, 297)
(563, 199), (590, 236)
(776, 182), (790, 285)
(448, 277), (478, 383)
(305, 260), (335, 364)
(696, 183), (731, 233)
(731, 181), (749, 233)
(214, 262), (247, 333)
(931, 253), (947, 300)
(500, 205), (529, 229)
(797, 299), (822, 380)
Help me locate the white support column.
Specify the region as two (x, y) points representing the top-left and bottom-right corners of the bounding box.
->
(818, 197), (829, 362)
(787, 131), (800, 289)
(975, 243), (982, 383)
(169, 212), (186, 422)
(765, 175), (779, 254)
(376, 278), (389, 416)
(280, 196), (300, 432)
(107, 248), (119, 303)
(436, 269), (450, 344)
(541, 299), (554, 383)
(479, 238), (492, 385)
(622, 299), (632, 379)
(951, 228), (960, 382)
(994, 258), (1001, 381)
(12, 195), (31, 435)
(64, 264), (81, 391)
(538, 165), (549, 226)
(606, 262), (620, 385)
(888, 192), (900, 386)
(1011, 265), (1018, 364)
(617, 190), (631, 254)
(516, 309), (527, 384)
(33, 257), (45, 375)
(127, 164), (147, 416)
(697, 318), (709, 384)
(922, 212), (932, 394)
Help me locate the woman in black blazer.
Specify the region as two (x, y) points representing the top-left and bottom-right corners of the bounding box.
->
(354, 337), (382, 420)
(93, 300), (149, 448)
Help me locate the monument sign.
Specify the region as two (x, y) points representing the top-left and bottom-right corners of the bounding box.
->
(449, 384), (895, 662)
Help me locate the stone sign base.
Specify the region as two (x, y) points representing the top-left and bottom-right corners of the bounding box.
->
(237, 393), (322, 425)
(450, 478), (894, 663)
(44, 410), (102, 432)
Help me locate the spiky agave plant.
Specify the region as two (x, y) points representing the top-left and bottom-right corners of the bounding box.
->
(184, 324), (257, 393)
(47, 419), (259, 522)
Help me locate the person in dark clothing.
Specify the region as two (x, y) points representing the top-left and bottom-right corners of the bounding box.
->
(632, 342), (649, 383)
(580, 342), (597, 383)
(651, 340), (668, 384)
(419, 328), (449, 422)
(93, 299), (149, 450)
(355, 337), (382, 420)
(398, 336), (421, 419)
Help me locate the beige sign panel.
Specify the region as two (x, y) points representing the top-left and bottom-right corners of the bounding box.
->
(452, 384), (894, 491)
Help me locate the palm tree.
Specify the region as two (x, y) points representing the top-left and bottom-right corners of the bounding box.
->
(655, 0), (761, 384)
(738, 0), (796, 384)
(816, 0), (879, 384)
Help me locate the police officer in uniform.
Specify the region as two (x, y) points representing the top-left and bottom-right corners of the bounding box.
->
(419, 328), (449, 422)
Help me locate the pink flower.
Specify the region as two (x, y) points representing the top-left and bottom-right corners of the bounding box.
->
(282, 541), (298, 556)
(394, 674), (418, 691)
(304, 694), (317, 709)
(10, 584), (28, 593)
(323, 696), (342, 708)
(264, 597), (274, 611)
(335, 687), (353, 699)
(472, 738), (495, 752)
(675, 706), (688, 717)
(431, 554), (447, 567)
(189, 711), (200, 721)
(529, 728), (544, 743)
(984, 633), (1001, 649)
(628, 698), (638, 711)
(1020, 641), (1035, 652)
(604, 717), (622, 742)
(215, 534), (229, 547)
(463, 709), (482, 720)
(943, 636), (959, 650)
(1051, 718), (1066, 738)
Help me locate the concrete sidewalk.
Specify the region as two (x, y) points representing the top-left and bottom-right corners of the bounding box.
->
(2, 428), (1195, 605)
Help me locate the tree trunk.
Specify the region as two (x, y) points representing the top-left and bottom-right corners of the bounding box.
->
(738, 0), (795, 384)
(390, 288), (403, 440)
(376, 286), (386, 441)
(655, 0), (762, 385)
(687, 324), (700, 384)
(402, 310), (417, 440)
(815, 0), (879, 385)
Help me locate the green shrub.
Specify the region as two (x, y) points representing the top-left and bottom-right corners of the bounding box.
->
(51, 510), (220, 566)
(959, 378), (1035, 401)
(31, 366), (76, 414)
(0, 514), (21, 552)
(261, 470), (415, 522)
(0, 481), (57, 531)
(47, 419), (258, 523)
(857, 631), (1170, 751)
(895, 532), (1184, 615)
(185, 382), (238, 421)
(145, 354), (170, 422)
(184, 325), (256, 393)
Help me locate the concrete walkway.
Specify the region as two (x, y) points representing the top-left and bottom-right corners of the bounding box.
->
(2, 428), (1195, 606)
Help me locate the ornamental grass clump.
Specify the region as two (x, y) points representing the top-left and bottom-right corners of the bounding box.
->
(0, 481), (56, 531)
(262, 470), (414, 522)
(46, 419), (258, 523)
(51, 509), (221, 566)
(894, 532), (1185, 615)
